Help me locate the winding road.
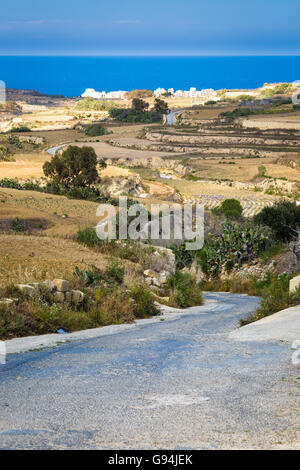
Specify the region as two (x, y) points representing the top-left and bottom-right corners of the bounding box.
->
(0, 293), (299, 450)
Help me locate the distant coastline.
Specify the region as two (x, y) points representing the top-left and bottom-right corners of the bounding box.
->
(0, 55), (300, 97)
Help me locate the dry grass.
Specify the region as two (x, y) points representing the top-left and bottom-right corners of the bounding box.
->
(0, 188), (99, 236)
(0, 152), (49, 179)
(165, 179), (256, 197)
(0, 233), (143, 287)
(240, 111), (300, 130)
(191, 157), (300, 182)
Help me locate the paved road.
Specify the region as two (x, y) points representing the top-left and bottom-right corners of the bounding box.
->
(166, 110), (182, 125)
(0, 293), (299, 450)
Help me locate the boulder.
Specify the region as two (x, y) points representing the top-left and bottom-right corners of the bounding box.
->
(71, 290), (85, 303)
(0, 298), (15, 307)
(143, 269), (158, 279)
(43, 280), (56, 292)
(15, 284), (35, 297)
(159, 271), (170, 285)
(53, 279), (69, 292)
(289, 275), (300, 293)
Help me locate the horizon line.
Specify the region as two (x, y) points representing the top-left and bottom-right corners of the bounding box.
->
(1, 53), (300, 58)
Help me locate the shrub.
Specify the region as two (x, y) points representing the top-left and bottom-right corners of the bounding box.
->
(105, 259), (125, 284)
(198, 221), (273, 277)
(11, 217), (25, 232)
(130, 283), (161, 318)
(215, 198), (243, 220)
(253, 200), (300, 242)
(170, 243), (195, 269)
(85, 124), (112, 137)
(240, 274), (300, 325)
(167, 271), (203, 308)
(10, 126), (31, 132)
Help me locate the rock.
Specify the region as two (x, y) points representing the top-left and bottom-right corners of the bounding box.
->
(31, 283), (40, 289)
(289, 275), (300, 293)
(43, 280), (56, 292)
(71, 290), (84, 303)
(15, 284), (35, 297)
(53, 279), (69, 292)
(143, 269), (158, 278)
(54, 291), (65, 303)
(153, 277), (161, 287)
(159, 271), (170, 284)
(100, 175), (146, 197)
(0, 298), (15, 306)
(145, 277), (153, 285)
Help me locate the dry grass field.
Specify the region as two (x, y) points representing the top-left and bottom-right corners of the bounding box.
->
(0, 153), (49, 178)
(191, 157), (300, 182)
(239, 111), (300, 130)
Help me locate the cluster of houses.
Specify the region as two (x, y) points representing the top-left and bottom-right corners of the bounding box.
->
(154, 87), (217, 99)
(81, 86), (218, 101)
(81, 88), (127, 100)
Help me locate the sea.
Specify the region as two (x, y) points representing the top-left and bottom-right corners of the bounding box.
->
(0, 56), (300, 97)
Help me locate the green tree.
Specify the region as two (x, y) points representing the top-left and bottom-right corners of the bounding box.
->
(132, 98), (149, 112)
(254, 200), (300, 242)
(43, 145), (100, 189)
(217, 198), (243, 220)
(153, 98), (169, 113)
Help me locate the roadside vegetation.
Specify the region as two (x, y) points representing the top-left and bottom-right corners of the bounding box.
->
(169, 199), (300, 324)
(0, 261), (160, 340)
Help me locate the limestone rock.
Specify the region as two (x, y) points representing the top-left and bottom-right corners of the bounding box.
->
(290, 275), (300, 293)
(43, 280), (56, 292)
(15, 284), (35, 297)
(53, 279), (69, 292)
(0, 298), (15, 307)
(71, 290), (85, 303)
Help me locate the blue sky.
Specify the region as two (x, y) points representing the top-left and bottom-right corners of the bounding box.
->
(0, 0), (299, 55)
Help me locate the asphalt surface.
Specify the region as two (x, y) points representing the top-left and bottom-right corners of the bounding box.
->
(0, 293), (299, 450)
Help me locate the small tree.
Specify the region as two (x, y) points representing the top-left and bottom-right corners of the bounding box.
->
(43, 145), (100, 189)
(132, 98), (149, 113)
(216, 198), (243, 220)
(254, 200), (300, 242)
(153, 98), (169, 113)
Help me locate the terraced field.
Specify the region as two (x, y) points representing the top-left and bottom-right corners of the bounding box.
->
(184, 193), (279, 217)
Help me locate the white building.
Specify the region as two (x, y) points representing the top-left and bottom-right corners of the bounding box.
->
(154, 87), (167, 97)
(81, 88), (126, 100)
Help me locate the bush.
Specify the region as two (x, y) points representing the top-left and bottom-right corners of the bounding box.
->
(253, 200), (300, 242)
(167, 271), (203, 308)
(75, 98), (116, 111)
(198, 221), (273, 277)
(0, 269), (159, 339)
(240, 274), (300, 325)
(85, 124), (112, 137)
(220, 108), (252, 121)
(130, 283), (161, 318)
(10, 126), (31, 133)
(214, 198), (243, 220)
(170, 243), (195, 269)
(105, 259), (125, 284)
(109, 107), (162, 123)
